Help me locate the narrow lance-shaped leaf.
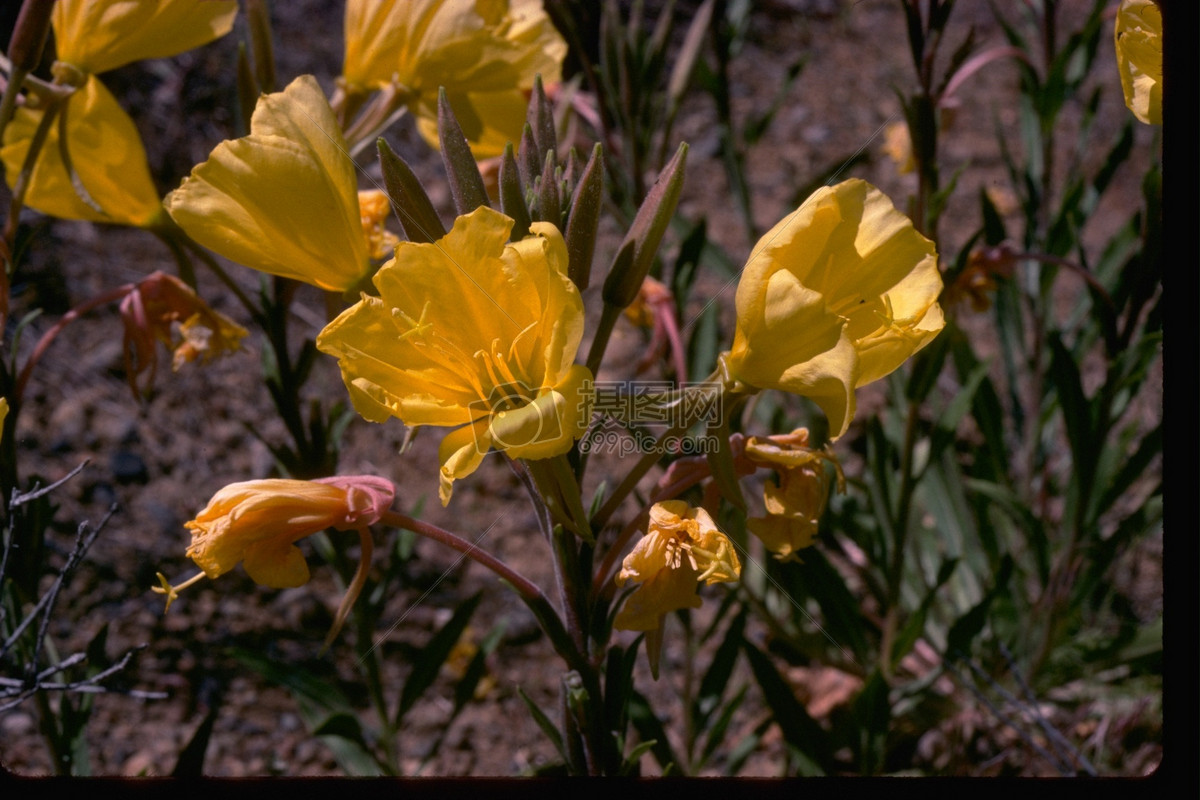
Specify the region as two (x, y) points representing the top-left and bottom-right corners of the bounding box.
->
(602, 142), (688, 309)
(377, 138), (445, 244)
(438, 88), (490, 215)
(498, 142), (532, 241)
(565, 143), (604, 291)
(667, 0), (713, 113)
(396, 591), (483, 725)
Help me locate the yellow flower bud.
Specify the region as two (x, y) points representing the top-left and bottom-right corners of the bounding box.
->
(741, 429), (843, 561)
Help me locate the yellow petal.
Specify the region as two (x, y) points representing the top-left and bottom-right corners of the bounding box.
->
(1114, 0), (1162, 125)
(414, 89), (535, 159)
(318, 208), (591, 501)
(1, 75), (163, 227)
(725, 179), (942, 437)
(438, 421), (492, 505)
(53, 0), (237, 75)
(166, 76), (369, 292)
(344, 0), (565, 157)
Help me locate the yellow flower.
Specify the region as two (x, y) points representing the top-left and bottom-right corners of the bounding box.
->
(165, 76), (372, 292)
(722, 179), (944, 437)
(1114, 0), (1162, 125)
(342, 0), (566, 158)
(359, 189), (400, 260)
(51, 0), (237, 77)
(182, 476), (395, 588)
(1, 75), (164, 227)
(614, 500), (740, 632)
(882, 121), (916, 174)
(740, 429), (843, 561)
(316, 206), (593, 505)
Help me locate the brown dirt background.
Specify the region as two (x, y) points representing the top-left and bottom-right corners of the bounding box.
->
(1, 0), (1161, 777)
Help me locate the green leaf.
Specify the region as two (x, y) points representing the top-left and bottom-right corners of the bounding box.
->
(518, 686), (569, 764)
(890, 557), (958, 667)
(851, 671), (890, 775)
(694, 609), (745, 729)
(945, 554), (1013, 658)
(629, 687), (680, 774)
(377, 138), (445, 243)
(171, 703), (219, 777)
(742, 641), (832, 773)
(396, 591), (483, 725)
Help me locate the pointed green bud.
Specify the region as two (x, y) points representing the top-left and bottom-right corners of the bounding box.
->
(437, 88), (490, 215)
(565, 144), (603, 291)
(8, 0), (54, 72)
(499, 143), (532, 241)
(537, 149), (560, 227)
(245, 0), (277, 93)
(517, 122), (540, 191)
(377, 138), (445, 244)
(526, 74), (557, 169)
(601, 142), (688, 309)
(235, 43), (258, 138)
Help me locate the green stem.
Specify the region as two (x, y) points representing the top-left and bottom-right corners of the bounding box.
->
(880, 399), (920, 679)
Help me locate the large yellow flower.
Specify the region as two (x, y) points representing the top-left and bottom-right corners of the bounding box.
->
(342, 0), (566, 157)
(614, 501), (741, 632)
(1114, 0), (1162, 126)
(183, 476), (395, 589)
(166, 76), (372, 292)
(722, 179), (944, 437)
(317, 206), (593, 504)
(1, 75), (164, 227)
(52, 0), (238, 77)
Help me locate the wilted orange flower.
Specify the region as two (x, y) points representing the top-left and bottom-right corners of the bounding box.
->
(738, 429), (844, 561)
(614, 501), (740, 632)
(119, 271), (247, 397)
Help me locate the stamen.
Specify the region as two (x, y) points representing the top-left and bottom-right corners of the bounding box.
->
(151, 570), (206, 614)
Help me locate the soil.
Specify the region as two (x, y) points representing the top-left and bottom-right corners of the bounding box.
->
(1, 0), (1161, 778)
